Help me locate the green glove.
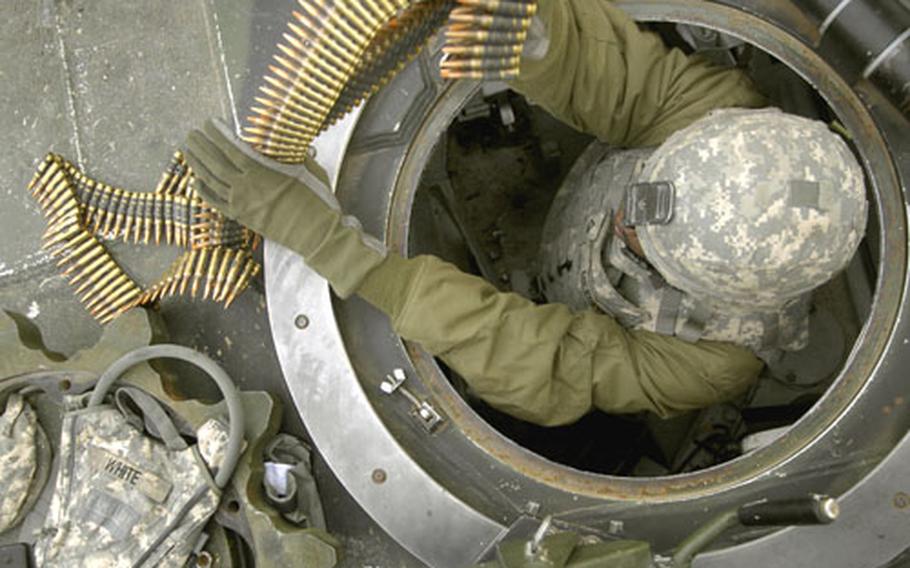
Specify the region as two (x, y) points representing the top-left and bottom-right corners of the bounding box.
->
(184, 118), (387, 297)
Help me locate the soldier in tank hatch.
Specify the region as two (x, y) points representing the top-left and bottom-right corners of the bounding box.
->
(183, 0), (867, 426)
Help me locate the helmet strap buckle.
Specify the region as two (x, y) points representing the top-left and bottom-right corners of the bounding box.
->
(622, 181), (675, 226)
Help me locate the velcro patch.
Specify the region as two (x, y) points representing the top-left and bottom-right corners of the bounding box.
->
(789, 180), (821, 210)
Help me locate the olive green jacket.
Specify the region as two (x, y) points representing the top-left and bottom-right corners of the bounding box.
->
(332, 0), (764, 425)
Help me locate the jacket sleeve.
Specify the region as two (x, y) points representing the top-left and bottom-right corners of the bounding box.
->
(508, 0), (766, 147)
(283, 0), (768, 426)
(356, 253), (763, 426)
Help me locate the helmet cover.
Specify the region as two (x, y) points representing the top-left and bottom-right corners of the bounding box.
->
(636, 108), (868, 311)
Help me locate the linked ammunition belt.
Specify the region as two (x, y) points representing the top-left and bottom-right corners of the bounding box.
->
(28, 152), (260, 324)
(246, 0), (537, 162)
(27, 0), (535, 323)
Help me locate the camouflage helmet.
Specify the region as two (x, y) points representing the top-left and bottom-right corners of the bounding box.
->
(633, 108), (868, 311)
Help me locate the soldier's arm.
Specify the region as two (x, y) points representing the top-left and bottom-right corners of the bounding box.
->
(508, 0), (766, 147)
(358, 254), (763, 425)
(185, 121), (762, 427)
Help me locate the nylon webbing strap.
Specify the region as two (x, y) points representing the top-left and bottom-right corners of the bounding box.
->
(678, 301), (712, 343)
(114, 387), (188, 452)
(655, 287), (683, 336)
(762, 313), (781, 350)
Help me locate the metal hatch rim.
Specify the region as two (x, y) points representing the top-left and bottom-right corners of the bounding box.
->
(265, 1), (907, 564)
(381, 0), (907, 501)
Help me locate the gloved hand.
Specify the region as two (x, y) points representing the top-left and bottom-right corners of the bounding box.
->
(184, 118), (333, 232)
(184, 118), (387, 297)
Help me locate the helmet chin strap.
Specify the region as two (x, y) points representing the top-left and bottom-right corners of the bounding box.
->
(612, 206), (648, 260)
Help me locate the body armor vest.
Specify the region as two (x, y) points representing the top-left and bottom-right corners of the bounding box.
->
(538, 142), (810, 359)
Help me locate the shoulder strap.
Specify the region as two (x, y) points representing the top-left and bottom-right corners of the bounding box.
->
(115, 387), (188, 451)
(677, 301), (712, 343)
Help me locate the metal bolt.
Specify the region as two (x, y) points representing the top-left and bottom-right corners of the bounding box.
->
(894, 492), (910, 509)
(372, 468), (387, 484)
(608, 520), (625, 535)
(294, 314), (310, 329)
(195, 552), (213, 567)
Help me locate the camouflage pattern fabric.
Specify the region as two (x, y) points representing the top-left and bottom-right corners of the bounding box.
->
(0, 394), (39, 533)
(34, 397), (229, 567)
(186, 0), (770, 424)
(538, 143), (653, 324)
(198, 418), (231, 470)
(539, 140), (812, 355)
(638, 108), (868, 312)
(607, 230), (812, 354)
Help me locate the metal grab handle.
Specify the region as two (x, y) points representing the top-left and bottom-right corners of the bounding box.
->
(87, 344), (245, 489)
(738, 494), (839, 527)
(672, 494), (839, 568)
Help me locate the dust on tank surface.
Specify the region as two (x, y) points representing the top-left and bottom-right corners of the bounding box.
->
(270, 2), (909, 565)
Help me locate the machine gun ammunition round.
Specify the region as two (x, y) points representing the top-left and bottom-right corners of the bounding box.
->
(42, 220), (82, 249)
(86, 274), (134, 313)
(70, 254), (115, 291)
(211, 247), (236, 301)
(191, 248), (209, 298)
(440, 54), (521, 70)
(52, 232), (94, 266)
(27, 152), (261, 322)
(27, 0), (542, 322)
(224, 258), (259, 308)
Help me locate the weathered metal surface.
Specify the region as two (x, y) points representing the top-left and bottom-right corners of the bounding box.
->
(266, 239), (505, 566)
(267, 0), (910, 563)
(798, 0), (910, 115)
(0, 1), (430, 563)
(266, 105), (504, 568)
(375, 0), (907, 506)
(696, 429), (910, 567)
